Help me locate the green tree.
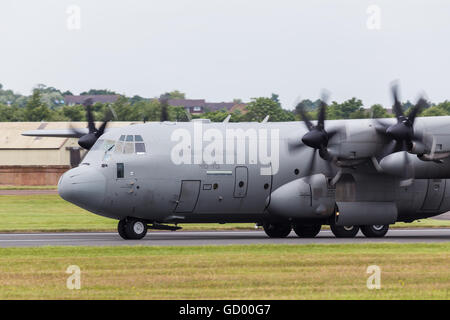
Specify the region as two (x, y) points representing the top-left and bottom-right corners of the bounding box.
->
(160, 90), (185, 100)
(245, 97), (295, 122)
(62, 105), (85, 121)
(369, 104), (392, 118)
(421, 106), (447, 117)
(80, 89), (118, 96)
(327, 98), (365, 119)
(24, 90), (52, 121)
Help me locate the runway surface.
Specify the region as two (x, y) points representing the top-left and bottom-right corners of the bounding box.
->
(0, 228), (449, 247)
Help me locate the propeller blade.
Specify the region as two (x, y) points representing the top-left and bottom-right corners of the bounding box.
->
(317, 91), (329, 128)
(400, 149), (414, 187)
(160, 98), (170, 122)
(85, 105), (96, 134)
(303, 149), (317, 179)
(373, 119), (391, 133)
(391, 83), (404, 119)
(296, 102), (314, 131)
(379, 140), (399, 160)
(288, 141), (307, 154)
(97, 120), (109, 138)
(317, 102), (326, 129)
(408, 97), (428, 124)
(327, 127), (344, 141)
(323, 156), (334, 177)
(68, 126), (87, 139)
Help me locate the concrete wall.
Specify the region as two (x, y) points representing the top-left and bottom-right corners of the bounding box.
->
(0, 166), (70, 186)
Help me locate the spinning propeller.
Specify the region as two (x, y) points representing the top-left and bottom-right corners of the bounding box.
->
(375, 83), (429, 185)
(160, 96), (170, 122)
(289, 92), (343, 180)
(70, 98), (112, 150)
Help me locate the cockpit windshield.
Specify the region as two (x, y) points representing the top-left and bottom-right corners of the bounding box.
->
(115, 135), (147, 155)
(103, 140), (116, 161)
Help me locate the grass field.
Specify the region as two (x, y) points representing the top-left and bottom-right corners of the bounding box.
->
(0, 243), (448, 299)
(0, 186), (57, 190)
(0, 194), (450, 232)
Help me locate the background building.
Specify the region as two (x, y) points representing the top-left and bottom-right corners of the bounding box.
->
(0, 122), (134, 186)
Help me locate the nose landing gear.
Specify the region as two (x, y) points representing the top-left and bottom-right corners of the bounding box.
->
(118, 218), (148, 240)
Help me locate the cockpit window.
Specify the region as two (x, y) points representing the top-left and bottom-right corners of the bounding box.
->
(114, 135), (147, 155)
(115, 141), (123, 154)
(135, 143), (146, 154)
(103, 140), (116, 161)
(124, 142), (134, 154)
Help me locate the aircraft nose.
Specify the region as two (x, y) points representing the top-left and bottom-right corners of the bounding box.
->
(58, 166), (106, 214)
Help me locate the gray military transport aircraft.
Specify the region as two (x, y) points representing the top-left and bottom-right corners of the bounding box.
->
(23, 87), (450, 240)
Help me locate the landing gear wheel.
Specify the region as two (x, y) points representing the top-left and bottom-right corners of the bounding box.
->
(263, 222), (292, 238)
(118, 219), (129, 240)
(330, 223), (359, 238)
(360, 225), (389, 238)
(293, 224), (321, 238)
(118, 219), (148, 240)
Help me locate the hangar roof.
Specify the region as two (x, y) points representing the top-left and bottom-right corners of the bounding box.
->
(0, 122), (137, 150)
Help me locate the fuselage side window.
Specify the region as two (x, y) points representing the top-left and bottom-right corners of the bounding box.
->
(117, 163), (124, 179)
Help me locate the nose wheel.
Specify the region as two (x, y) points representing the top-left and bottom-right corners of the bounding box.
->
(118, 218), (148, 240)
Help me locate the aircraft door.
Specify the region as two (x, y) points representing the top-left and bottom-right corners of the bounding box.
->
(421, 179), (446, 211)
(175, 180), (201, 213)
(234, 166), (248, 198)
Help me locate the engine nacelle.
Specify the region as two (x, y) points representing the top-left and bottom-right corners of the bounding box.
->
(267, 174), (335, 219)
(380, 152), (450, 178)
(410, 141), (427, 155)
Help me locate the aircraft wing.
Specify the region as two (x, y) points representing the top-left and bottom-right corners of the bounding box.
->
(21, 129), (89, 138)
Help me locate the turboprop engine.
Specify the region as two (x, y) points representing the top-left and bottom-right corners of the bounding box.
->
(379, 152), (450, 179)
(267, 174), (335, 219)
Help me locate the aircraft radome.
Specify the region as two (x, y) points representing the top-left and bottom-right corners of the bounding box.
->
(23, 87), (450, 240)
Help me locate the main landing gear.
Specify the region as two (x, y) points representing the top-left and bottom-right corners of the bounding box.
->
(360, 225), (389, 238)
(262, 222), (292, 238)
(262, 222), (322, 238)
(118, 218), (148, 240)
(262, 221), (390, 239)
(329, 220), (390, 238)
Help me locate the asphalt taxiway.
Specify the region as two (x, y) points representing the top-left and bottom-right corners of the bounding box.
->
(0, 228), (449, 247)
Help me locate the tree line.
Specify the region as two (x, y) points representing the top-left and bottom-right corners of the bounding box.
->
(0, 83), (449, 123)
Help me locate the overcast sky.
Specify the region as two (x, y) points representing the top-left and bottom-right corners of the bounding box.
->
(1, 0), (449, 109)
